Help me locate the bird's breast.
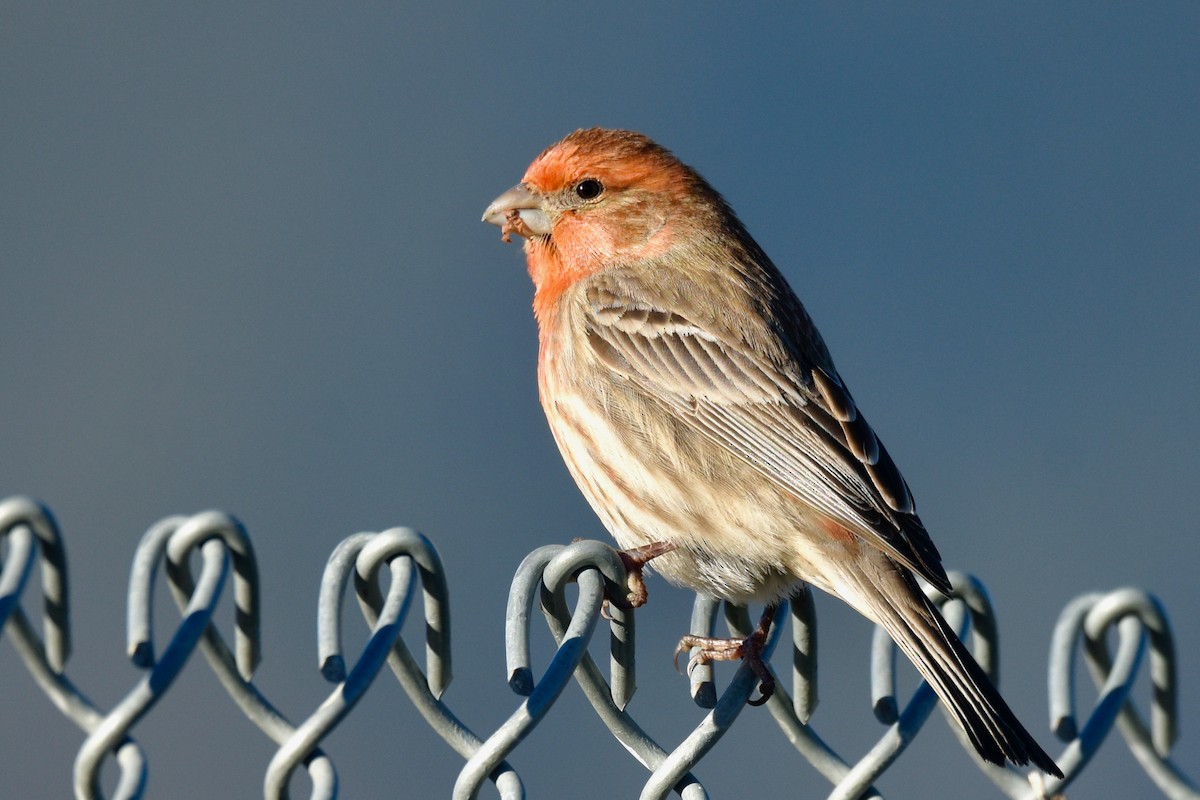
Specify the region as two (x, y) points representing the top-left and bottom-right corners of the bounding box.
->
(537, 342), (841, 604)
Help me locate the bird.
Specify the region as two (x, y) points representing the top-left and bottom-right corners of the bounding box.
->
(483, 127), (1062, 776)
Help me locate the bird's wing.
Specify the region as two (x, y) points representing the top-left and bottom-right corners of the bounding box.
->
(581, 280), (951, 594)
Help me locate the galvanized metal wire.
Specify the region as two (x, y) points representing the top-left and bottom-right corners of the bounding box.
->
(0, 495), (1195, 799)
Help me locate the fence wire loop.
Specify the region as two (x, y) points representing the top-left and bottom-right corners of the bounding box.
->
(162, 512), (262, 679)
(133, 512), (337, 800)
(456, 542), (613, 800)
(494, 541), (713, 800)
(76, 516), (239, 799)
(353, 527), (453, 697)
(1082, 590), (1177, 756)
(1037, 588), (1192, 800)
(0, 499), (149, 800)
(1, 499), (1196, 799)
(163, 516), (339, 800)
(265, 532), (418, 799)
(324, 528), (524, 800)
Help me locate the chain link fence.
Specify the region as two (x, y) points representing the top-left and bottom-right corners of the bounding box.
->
(1, 495), (1195, 799)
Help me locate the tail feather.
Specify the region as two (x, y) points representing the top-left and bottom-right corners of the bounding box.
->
(847, 563), (1063, 777)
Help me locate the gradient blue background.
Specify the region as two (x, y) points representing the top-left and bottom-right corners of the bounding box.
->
(2, 3), (1197, 797)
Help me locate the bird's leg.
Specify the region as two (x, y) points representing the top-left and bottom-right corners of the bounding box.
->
(616, 540), (676, 608)
(674, 602), (778, 706)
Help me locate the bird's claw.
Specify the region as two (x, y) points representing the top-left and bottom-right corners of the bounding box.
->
(673, 609), (776, 705)
(617, 540), (676, 608)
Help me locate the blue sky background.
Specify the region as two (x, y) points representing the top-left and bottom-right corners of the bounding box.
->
(2, 3), (1197, 798)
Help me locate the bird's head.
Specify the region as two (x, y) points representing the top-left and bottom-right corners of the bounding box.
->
(484, 128), (712, 318)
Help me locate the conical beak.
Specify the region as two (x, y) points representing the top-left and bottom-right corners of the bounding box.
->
(482, 183), (553, 239)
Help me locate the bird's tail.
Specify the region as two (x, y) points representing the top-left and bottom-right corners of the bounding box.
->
(841, 561), (1062, 777)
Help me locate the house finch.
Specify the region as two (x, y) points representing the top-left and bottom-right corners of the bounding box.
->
(483, 128), (1061, 776)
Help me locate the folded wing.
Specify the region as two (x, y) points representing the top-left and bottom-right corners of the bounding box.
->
(582, 278), (951, 594)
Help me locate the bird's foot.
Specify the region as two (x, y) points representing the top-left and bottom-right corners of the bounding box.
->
(613, 540), (676, 608)
(673, 604), (777, 706)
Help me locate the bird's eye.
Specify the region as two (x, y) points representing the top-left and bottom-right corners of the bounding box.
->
(573, 179), (603, 200)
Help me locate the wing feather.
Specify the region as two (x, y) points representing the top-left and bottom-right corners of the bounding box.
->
(581, 280), (950, 593)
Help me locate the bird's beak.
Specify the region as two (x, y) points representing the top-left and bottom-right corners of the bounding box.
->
(482, 183), (553, 240)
